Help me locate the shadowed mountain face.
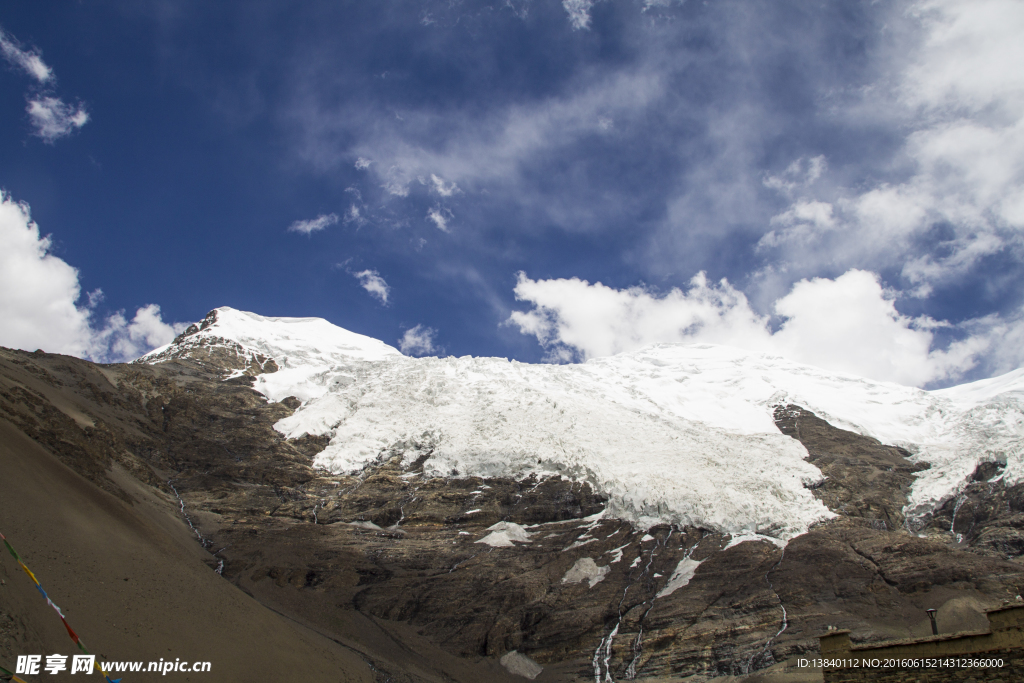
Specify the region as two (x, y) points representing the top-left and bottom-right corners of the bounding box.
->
(2, 348), (1024, 682)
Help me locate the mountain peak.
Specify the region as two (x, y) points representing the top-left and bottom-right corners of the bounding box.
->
(138, 306), (402, 377)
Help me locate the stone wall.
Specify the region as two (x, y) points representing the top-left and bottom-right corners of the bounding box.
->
(820, 605), (1024, 683)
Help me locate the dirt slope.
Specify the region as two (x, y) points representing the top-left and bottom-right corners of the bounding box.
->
(0, 418), (373, 682)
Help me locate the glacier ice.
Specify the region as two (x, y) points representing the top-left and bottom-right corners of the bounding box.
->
(139, 307), (1024, 539)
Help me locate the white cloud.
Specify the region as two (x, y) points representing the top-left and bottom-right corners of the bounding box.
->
(762, 0), (1024, 293)
(1, 26), (90, 143)
(353, 269), (390, 304)
(957, 310), (1024, 378)
(769, 271), (978, 386)
(382, 166), (412, 197)
(509, 269), (993, 387)
(26, 96), (89, 143)
(398, 324), (439, 356)
(509, 271), (771, 361)
(902, 0), (1024, 115)
(354, 157), (372, 170)
(762, 156), (827, 197)
(343, 203), (366, 226)
(0, 26), (52, 82)
(562, 0), (595, 30)
(759, 199), (838, 250)
(642, 0), (683, 10)
(0, 192), (183, 362)
(0, 193), (93, 355)
(98, 304), (182, 362)
(342, 187), (369, 226)
(287, 212), (339, 234)
(426, 206), (451, 232)
(428, 173), (460, 197)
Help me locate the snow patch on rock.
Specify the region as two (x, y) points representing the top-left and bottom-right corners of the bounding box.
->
(658, 558), (702, 597)
(605, 543), (631, 564)
(499, 650), (543, 680)
(724, 533), (788, 550)
(562, 558), (610, 588)
(476, 521), (532, 547)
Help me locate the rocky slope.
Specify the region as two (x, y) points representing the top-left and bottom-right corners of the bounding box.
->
(3, 309), (1024, 682)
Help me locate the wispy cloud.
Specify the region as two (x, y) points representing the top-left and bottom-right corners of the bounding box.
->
(287, 212), (339, 234)
(26, 96), (89, 143)
(0, 26), (52, 82)
(322, 68), (664, 228)
(398, 324), (439, 356)
(344, 203), (366, 226)
(641, 0), (682, 11)
(428, 173), (460, 197)
(353, 269), (390, 304)
(1, 24), (90, 143)
(259, 1), (1022, 380)
(758, 0), (1024, 296)
(426, 206), (451, 232)
(562, 0), (595, 30)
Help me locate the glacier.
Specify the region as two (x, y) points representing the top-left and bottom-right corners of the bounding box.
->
(139, 307), (1024, 540)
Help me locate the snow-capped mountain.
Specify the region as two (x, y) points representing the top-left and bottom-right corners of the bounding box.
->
(11, 309), (1024, 680)
(139, 307), (1024, 540)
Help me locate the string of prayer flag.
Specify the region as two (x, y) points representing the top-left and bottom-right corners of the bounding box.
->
(0, 531), (122, 683)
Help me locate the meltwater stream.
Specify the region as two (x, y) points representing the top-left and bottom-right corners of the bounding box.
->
(593, 531), (671, 682)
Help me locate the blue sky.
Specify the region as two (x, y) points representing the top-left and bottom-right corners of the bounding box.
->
(1, 0), (1022, 387)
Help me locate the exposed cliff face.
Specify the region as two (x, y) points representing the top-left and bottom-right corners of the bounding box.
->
(3, 322), (1024, 681)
